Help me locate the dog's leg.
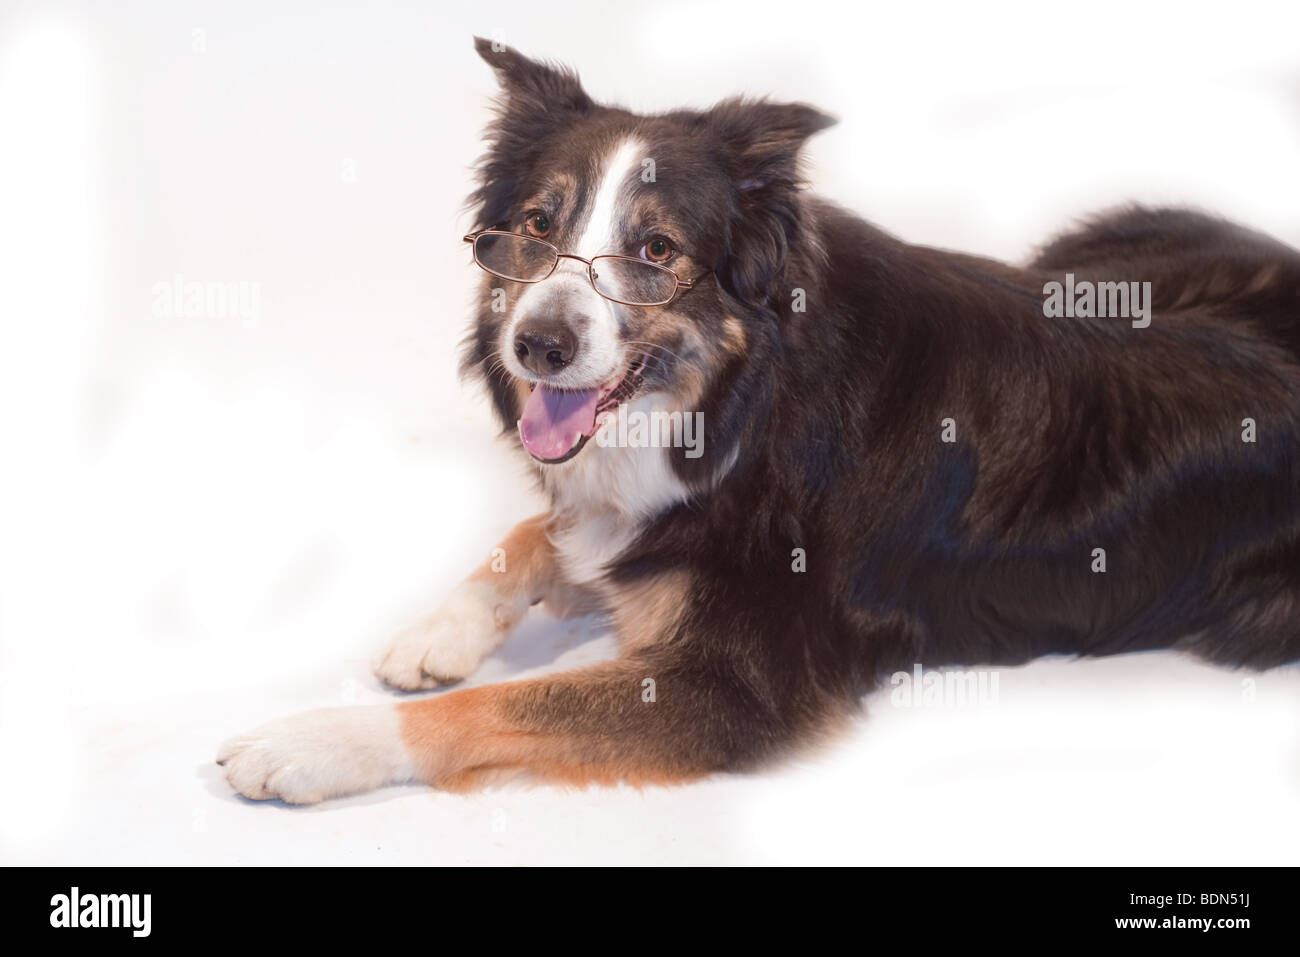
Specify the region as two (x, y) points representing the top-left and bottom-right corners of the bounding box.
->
(220, 646), (848, 803)
(373, 514), (584, 690)
(395, 655), (804, 791)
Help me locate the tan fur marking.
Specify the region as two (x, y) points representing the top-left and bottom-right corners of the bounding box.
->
(397, 673), (698, 788)
(521, 171), (580, 221)
(466, 514), (558, 628)
(722, 315), (747, 355)
(466, 514), (605, 623)
(542, 578), (607, 619)
(611, 570), (690, 651)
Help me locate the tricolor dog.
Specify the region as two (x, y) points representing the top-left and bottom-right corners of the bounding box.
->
(218, 39), (1300, 803)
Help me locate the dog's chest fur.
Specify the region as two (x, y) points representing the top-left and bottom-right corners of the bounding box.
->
(541, 394), (692, 586)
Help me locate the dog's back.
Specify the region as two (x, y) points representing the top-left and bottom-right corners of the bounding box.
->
(769, 202), (1300, 676)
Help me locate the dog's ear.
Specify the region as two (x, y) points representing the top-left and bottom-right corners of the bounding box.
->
(473, 36), (592, 116)
(468, 38), (594, 229)
(706, 99), (836, 312)
(711, 99), (835, 193)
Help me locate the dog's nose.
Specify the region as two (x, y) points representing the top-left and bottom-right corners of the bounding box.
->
(513, 319), (577, 375)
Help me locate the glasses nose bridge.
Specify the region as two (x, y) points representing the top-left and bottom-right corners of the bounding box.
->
(551, 251), (597, 288)
(553, 250), (593, 270)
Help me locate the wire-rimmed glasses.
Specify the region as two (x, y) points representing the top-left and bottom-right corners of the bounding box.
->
(463, 228), (697, 307)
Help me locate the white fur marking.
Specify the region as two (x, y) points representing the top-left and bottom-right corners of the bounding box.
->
(373, 581), (512, 689)
(502, 136), (646, 388)
(545, 391), (696, 585)
(575, 138), (645, 258)
(217, 705), (414, 804)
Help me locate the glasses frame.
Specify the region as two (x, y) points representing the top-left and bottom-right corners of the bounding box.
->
(462, 227), (697, 308)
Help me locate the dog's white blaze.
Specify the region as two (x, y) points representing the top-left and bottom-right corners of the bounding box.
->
(502, 136), (645, 387)
(571, 137), (644, 378)
(575, 137), (645, 258)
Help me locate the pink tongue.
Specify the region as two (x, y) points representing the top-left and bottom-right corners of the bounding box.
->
(518, 385), (602, 460)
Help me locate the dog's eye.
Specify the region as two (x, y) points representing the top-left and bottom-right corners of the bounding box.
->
(639, 238), (673, 263)
(524, 214), (551, 239)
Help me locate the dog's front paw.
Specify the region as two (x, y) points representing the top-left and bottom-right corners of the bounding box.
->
(217, 706), (414, 804)
(373, 582), (512, 690)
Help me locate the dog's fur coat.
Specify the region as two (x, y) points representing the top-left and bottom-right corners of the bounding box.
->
(218, 40), (1300, 803)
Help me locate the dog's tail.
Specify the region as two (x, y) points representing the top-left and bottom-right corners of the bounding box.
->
(1032, 205), (1300, 355)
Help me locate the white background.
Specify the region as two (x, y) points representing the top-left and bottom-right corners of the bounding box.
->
(1, 0), (1298, 865)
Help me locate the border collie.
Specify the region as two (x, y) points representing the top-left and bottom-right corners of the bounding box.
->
(218, 39), (1300, 803)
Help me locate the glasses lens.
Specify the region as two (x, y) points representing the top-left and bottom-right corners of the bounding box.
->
(590, 257), (679, 306)
(473, 232), (557, 282)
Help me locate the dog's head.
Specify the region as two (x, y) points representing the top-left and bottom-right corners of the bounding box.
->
(462, 38), (833, 479)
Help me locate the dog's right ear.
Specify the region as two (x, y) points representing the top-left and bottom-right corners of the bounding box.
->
(467, 39), (593, 234)
(473, 37), (592, 116)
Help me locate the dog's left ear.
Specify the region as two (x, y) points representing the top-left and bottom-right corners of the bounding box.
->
(705, 99), (836, 312)
(473, 36), (592, 116)
(710, 99), (836, 194)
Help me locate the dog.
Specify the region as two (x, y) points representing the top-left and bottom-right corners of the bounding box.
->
(218, 38), (1300, 803)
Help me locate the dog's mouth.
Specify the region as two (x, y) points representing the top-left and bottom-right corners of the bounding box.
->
(517, 358), (647, 464)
